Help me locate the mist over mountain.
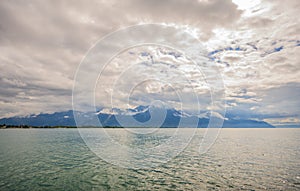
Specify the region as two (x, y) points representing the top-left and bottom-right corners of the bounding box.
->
(0, 106), (274, 128)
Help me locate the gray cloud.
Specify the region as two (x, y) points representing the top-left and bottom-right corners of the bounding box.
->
(0, 0), (299, 127)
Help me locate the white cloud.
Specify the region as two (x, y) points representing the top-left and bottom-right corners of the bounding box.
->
(0, 0), (299, 126)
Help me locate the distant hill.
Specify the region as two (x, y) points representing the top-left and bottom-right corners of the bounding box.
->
(0, 106), (274, 128)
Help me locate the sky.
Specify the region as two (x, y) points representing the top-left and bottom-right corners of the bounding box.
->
(0, 0), (299, 127)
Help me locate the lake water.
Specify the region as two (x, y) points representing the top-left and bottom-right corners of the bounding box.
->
(0, 128), (299, 190)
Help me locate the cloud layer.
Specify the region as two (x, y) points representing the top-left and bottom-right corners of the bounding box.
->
(0, 0), (299, 126)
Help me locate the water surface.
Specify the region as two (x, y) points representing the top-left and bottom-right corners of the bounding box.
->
(0, 128), (299, 190)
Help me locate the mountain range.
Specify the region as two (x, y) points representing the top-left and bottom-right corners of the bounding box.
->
(0, 105), (274, 128)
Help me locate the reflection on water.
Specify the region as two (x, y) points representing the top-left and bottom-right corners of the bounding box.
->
(0, 129), (299, 190)
(79, 128), (196, 168)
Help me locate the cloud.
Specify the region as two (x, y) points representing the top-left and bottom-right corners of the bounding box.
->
(117, 0), (241, 36)
(0, 0), (299, 127)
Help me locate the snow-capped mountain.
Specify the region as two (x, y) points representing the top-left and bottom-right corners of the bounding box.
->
(0, 106), (274, 128)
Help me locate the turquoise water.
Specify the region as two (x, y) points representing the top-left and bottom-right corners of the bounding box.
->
(0, 129), (299, 190)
